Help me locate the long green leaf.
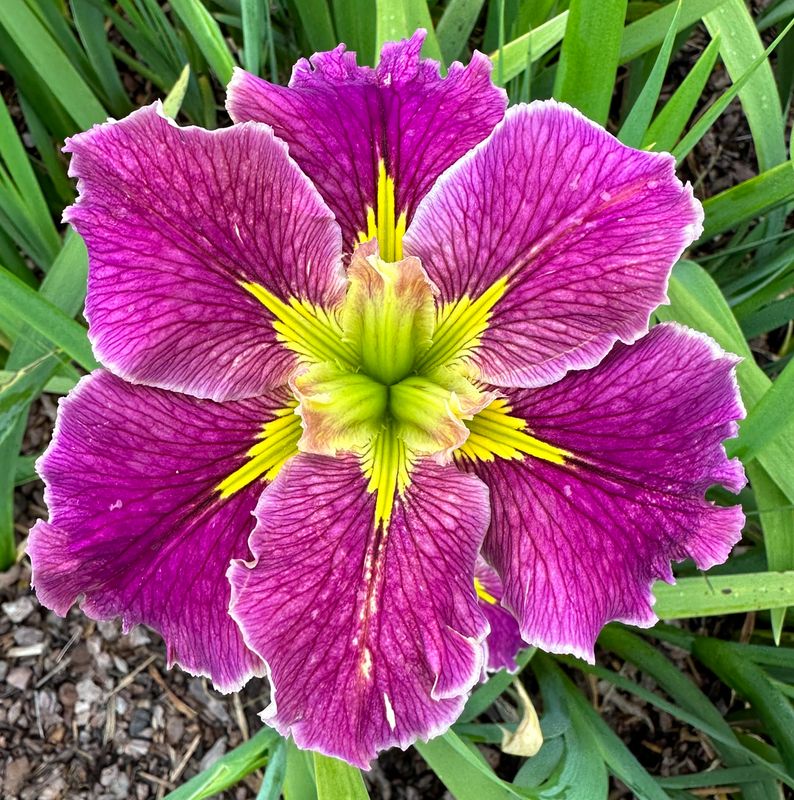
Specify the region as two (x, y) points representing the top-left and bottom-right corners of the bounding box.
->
(163, 727), (279, 800)
(490, 12), (568, 82)
(600, 627), (777, 800)
(0, 268), (97, 372)
(693, 637), (794, 774)
(618, 1), (682, 147)
(653, 572), (794, 618)
(415, 731), (521, 800)
(703, 0), (786, 173)
(553, 0), (627, 124)
(673, 16), (794, 164)
(701, 161), (794, 240)
(291, 0), (337, 53)
(332, 0), (375, 65)
(0, 0), (107, 128)
(437, 0), (486, 64)
(619, 0), (726, 64)
(0, 233), (88, 569)
(240, 0), (263, 76)
(168, 0), (236, 84)
(643, 35), (721, 152)
(313, 753), (368, 800)
(375, 0), (443, 63)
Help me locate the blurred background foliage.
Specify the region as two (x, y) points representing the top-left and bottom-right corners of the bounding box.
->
(0, 0), (793, 797)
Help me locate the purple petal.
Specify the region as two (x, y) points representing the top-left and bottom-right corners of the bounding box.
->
(475, 558), (526, 673)
(226, 31), (506, 248)
(228, 454), (491, 768)
(405, 101), (703, 389)
(463, 324), (745, 661)
(28, 371), (297, 691)
(65, 103), (344, 401)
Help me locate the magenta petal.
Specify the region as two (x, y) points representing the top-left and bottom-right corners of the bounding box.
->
(228, 454), (491, 768)
(28, 371), (295, 691)
(475, 558), (526, 673)
(65, 103), (344, 401)
(226, 31), (506, 247)
(466, 324), (745, 661)
(405, 101), (703, 389)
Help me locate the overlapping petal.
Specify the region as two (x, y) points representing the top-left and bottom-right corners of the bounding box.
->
(28, 371), (295, 691)
(463, 324), (745, 661)
(65, 103), (344, 401)
(229, 454), (491, 768)
(405, 101), (703, 389)
(475, 558), (526, 673)
(227, 31), (506, 247)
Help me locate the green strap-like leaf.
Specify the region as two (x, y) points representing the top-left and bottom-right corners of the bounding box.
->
(553, 0), (627, 124)
(313, 753), (369, 800)
(374, 0), (443, 64)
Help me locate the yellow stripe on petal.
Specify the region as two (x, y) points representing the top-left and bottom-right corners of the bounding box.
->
(360, 423), (414, 529)
(417, 276), (509, 373)
(356, 160), (407, 263)
(474, 577), (498, 605)
(217, 402), (302, 498)
(457, 398), (570, 466)
(241, 281), (356, 367)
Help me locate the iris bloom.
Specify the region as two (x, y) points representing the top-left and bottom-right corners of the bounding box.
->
(29, 32), (745, 768)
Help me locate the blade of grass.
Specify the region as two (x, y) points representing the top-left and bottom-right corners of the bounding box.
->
(415, 731), (521, 800)
(673, 16), (794, 165)
(748, 463), (794, 642)
(163, 727), (279, 800)
(703, 0), (786, 173)
(0, 268), (97, 372)
(693, 637), (794, 774)
(653, 572), (794, 618)
(618, 1), (682, 148)
(290, 0), (337, 53)
(332, 0), (376, 65)
(313, 753), (368, 800)
(0, 0), (107, 128)
(436, 0), (486, 64)
(375, 0), (443, 63)
(70, 0), (130, 117)
(0, 233), (88, 570)
(552, 0), (627, 124)
(163, 64), (192, 119)
(283, 740), (317, 800)
(168, 0), (236, 85)
(600, 627), (779, 799)
(240, 0), (263, 75)
(490, 12), (567, 83)
(619, 0), (726, 65)
(643, 35), (721, 152)
(701, 161), (794, 240)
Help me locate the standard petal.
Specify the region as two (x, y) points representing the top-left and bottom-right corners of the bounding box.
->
(65, 103), (344, 401)
(462, 324), (745, 661)
(226, 31), (506, 249)
(28, 371), (300, 692)
(405, 101), (703, 389)
(475, 557), (526, 673)
(229, 454), (491, 768)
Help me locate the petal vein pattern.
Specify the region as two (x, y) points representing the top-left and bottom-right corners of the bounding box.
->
(229, 454), (491, 768)
(28, 371), (298, 691)
(462, 324), (745, 661)
(226, 31), (507, 249)
(64, 102), (344, 401)
(405, 101), (704, 389)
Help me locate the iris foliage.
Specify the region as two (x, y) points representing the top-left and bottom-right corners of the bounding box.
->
(0, 0), (793, 797)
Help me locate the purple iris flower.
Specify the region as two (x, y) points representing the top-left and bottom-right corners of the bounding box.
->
(29, 31), (745, 769)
